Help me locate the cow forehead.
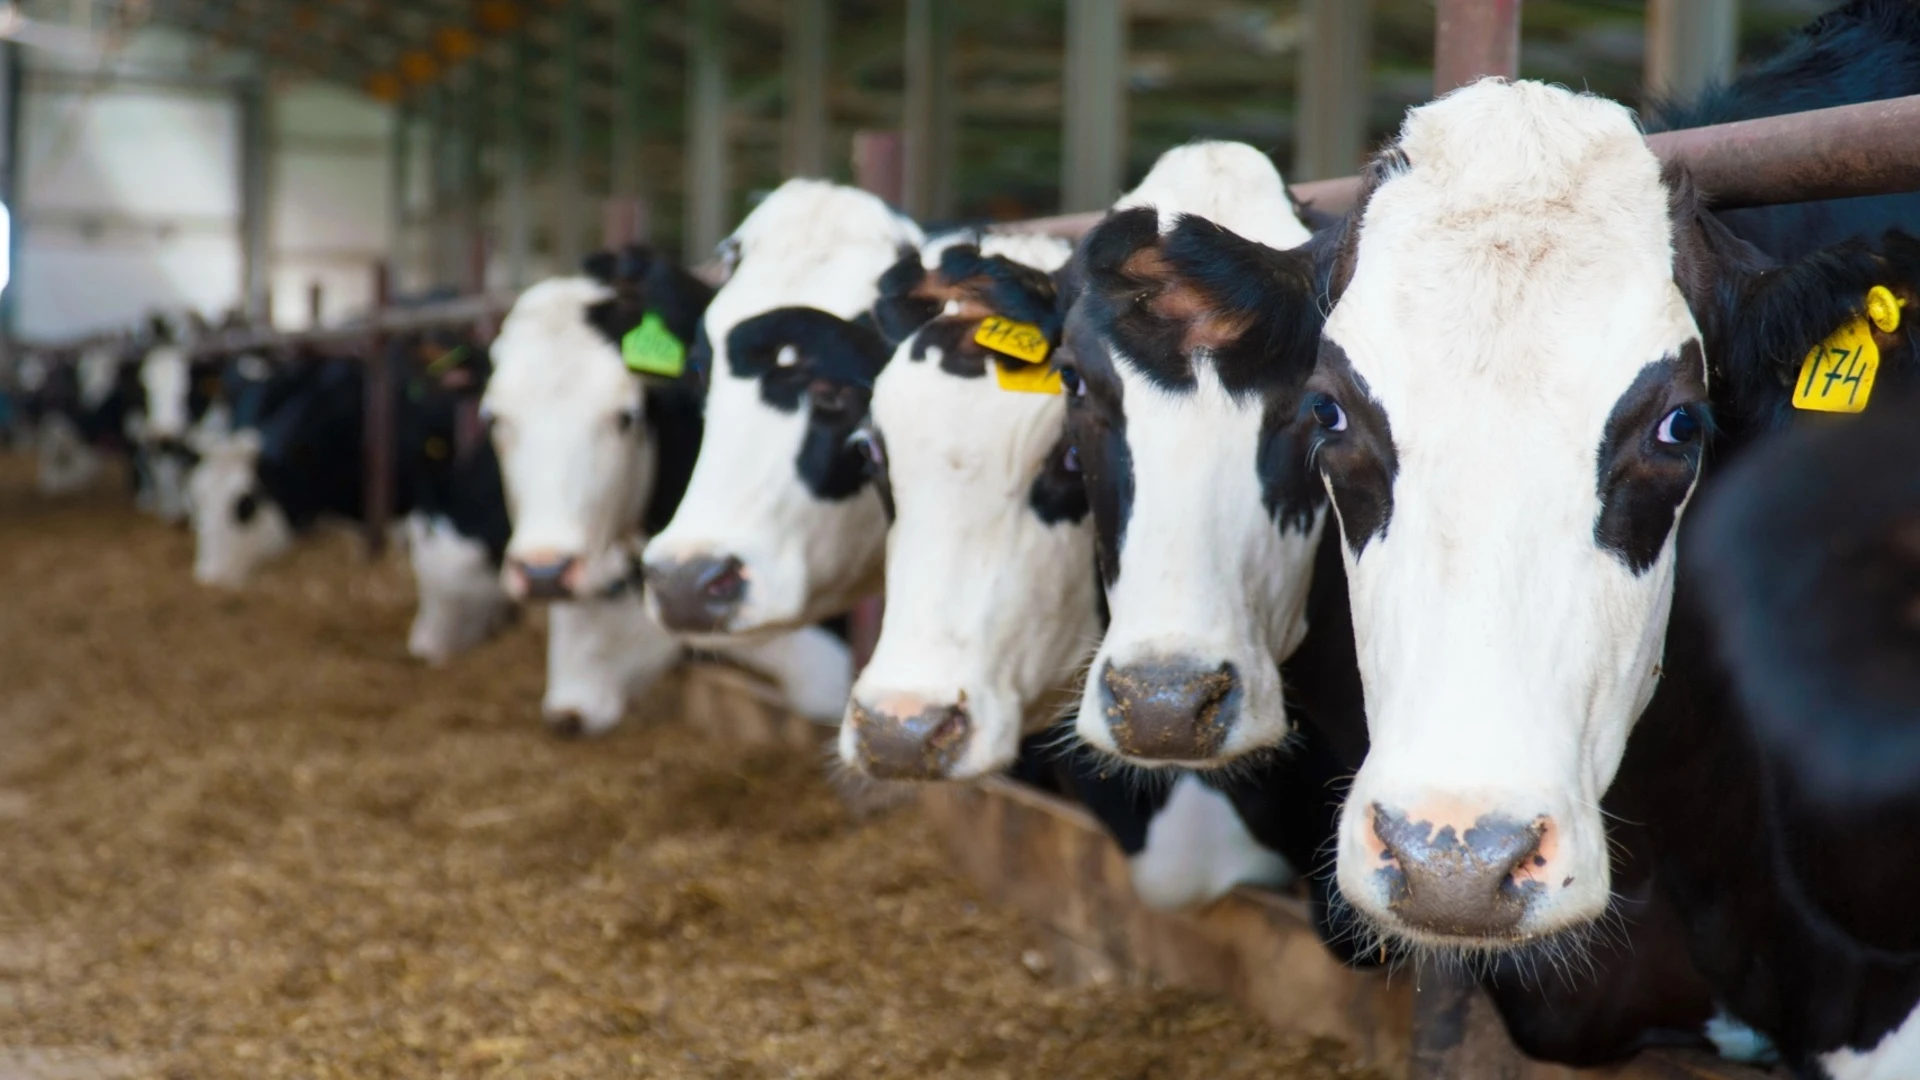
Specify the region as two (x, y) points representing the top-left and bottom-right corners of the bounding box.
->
(873, 354), (1062, 463)
(705, 246), (898, 341)
(1326, 82), (1696, 438)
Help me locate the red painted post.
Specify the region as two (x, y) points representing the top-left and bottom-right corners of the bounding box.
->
(363, 260), (396, 559)
(1433, 0), (1522, 93)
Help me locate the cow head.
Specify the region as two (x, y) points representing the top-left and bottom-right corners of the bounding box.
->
(1136, 80), (1918, 951)
(133, 342), (196, 524)
(484, 250), (711, 603)
(187, 429), (293, 587)
(642, 179), (922, 640)
(1059, 141), (1325, 767)
(839, 232), (1084, 780)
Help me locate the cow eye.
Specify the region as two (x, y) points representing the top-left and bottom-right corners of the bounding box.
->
(1310, 394), (1348, 432)
(1058, 365), (1086, 398)
(478, 405), (497, 430)
(616, 407), (640, 434)
(808, 380), (858, 416)
(848, 426), (886, 472)
(1062, 444), (1081, 473)
(1656, 405), (1699, 446)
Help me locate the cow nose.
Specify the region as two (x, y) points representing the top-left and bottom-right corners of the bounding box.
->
(846, 695), (972, 779)
(1098, 657), (1240, 761)
(1370, 804), (1550, 938)
(643, 554), (748, 633)
(509, 554), (580, 600)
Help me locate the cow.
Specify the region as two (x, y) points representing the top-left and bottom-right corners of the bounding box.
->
(399, 332), (515, 665)
(128, 315), (223, 525)
(483, 245), (852, 734)
(640, 178), (924, 639)
(187, 354), (403, 587)
(28, 341), (139, 497)
(842, 145), (1351, 915)
(1656, 396), (1920, 1079)
(1061, 59), (1918, 1079)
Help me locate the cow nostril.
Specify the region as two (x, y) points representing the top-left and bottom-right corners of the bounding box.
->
(696, 556), (746, 602)
(544, 711), (587, 739)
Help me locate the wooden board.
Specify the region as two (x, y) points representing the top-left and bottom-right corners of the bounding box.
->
(678, 664), (1779, 1080)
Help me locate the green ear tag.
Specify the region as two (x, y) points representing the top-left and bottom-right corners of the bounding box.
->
(622, 312), (687, 378)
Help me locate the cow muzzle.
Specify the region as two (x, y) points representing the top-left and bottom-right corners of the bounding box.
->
(642, 554), (748, 633)
(506, 552), (582, 601)
(1363, 803), (1558, 940)
(843, 694), (973, 780)
(1095, 656), (1241, 762)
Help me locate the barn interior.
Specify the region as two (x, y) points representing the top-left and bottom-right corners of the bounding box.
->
(0, 2), (1901, 1079)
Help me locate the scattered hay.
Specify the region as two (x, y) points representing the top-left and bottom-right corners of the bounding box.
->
(0, 458), (1377, 1080)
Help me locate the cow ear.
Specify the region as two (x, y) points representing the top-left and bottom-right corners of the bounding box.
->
(582, 251), (620, 283)
(1080, 207), (1320, 390)
(616, 244), (655, 284)
(874, 248), (939, 346)
(1697, 224), (1920, 422)
(935, 245), (1061, 337)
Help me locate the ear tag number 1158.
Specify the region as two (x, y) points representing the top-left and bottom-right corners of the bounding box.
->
(975, 316), (1061, 395)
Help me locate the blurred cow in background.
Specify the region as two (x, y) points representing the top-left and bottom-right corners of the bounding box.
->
(400, 331), (515, 665)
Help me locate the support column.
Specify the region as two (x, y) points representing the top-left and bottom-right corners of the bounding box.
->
(387, 102), (411, 294)
(461, 74), (486, 293)
(555, 0), (585, 270)
(1645, 0), (1736, 105)
(0, 41), (24, 338)
(1060, 0), (1126, 213)
(502, 32), (531, 289)
(609, 0), (652, 246)
(1433, 0), (1521, 94)
(1294, 0), (1371, 182)
(784, 0), (829, 178)
(903, 0), (954, 219)
(238, 73), (271, 322)
(427, 84), (455, 288)
(685, 0), (729, 262)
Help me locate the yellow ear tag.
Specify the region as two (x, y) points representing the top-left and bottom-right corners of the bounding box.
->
(995, 359), (1063, 395)
(1792, 315), (1879, 414)
(974, 316), (1051, 364)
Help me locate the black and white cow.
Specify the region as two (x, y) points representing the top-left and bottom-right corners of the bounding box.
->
(27, 340), (140, 497)
(846, 145), (1345, 913)
(1665, 395), (1920, 1077)
(484, 244), (853, 734)
(1076, 71), (1919, 1076)
(640, 178), (923, 638)
(129, 315), (225, 524)
(399, 332), (515, 665)
(188, 354), (404, 587)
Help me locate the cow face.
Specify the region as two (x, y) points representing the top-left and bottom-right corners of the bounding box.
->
(134, 344), (196, 524)
(840, 234), (1086, 781)
(406, 512), (514, 666)
(1308, 83), (1706, 948)
(484, 278), (661, 602)
(1057, 142), (1324, 767)
(643, 179), (922, 639)
(187, 431), (293, 588)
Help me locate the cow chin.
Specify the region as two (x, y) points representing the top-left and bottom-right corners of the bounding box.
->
(1332, 771), (1614, 953)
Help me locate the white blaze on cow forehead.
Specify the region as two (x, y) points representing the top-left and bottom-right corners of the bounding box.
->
(1324, 80), (1704, 945)
(1114, 140), (1311, 250)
